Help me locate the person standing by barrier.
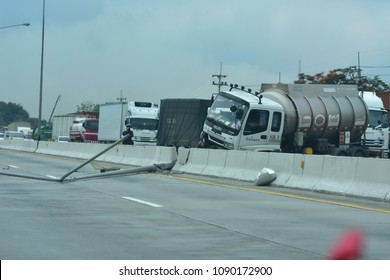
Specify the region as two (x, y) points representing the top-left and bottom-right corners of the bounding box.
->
(122, 126), (134, 145)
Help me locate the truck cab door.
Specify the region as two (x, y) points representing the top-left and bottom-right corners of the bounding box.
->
(238, 109), (282, 151)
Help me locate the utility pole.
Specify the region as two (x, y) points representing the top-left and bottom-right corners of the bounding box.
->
(358, 52), (363, 93)
(37, 0), (45, 143)
(117, 90), (127, 137)
(212, 62), (227, 93)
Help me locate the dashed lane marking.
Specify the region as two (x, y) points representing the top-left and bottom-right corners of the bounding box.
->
(122, 196), (163, 208)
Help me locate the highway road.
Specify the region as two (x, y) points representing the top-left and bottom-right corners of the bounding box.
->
(0, 149), (389, 260)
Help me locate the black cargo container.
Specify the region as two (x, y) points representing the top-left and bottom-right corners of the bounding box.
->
(157, 98), (210, 148)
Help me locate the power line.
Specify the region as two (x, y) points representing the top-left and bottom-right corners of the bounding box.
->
(361, 66), (390, 68)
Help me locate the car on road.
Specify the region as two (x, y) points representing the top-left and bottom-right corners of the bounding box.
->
(56, 136), (70, 143)
(0, 132), (4, 140)
(4, 131), (25, 140)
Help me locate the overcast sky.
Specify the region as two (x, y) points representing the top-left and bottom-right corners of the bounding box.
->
(1, 0), (390, 119)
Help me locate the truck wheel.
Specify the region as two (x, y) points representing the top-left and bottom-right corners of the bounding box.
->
(336, 150), (348, 157)
(353, 151), (366, 157)
(198, 132), (210, 148)
(347, 147), (366, 158)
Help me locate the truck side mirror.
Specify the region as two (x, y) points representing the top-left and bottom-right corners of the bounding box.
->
(230, 105), (237, 113)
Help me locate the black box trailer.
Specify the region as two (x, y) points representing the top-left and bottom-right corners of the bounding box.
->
(157, 98), (210, 148)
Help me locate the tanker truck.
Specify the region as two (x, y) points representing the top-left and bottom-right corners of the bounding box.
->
(200, 83), (389, 157)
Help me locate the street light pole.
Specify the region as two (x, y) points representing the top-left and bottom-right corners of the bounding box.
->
(0, 23), (30, 30)
(37, 0), (45, 143)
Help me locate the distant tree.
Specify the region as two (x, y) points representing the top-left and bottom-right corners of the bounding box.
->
(0, 101), (30, 127)
(76, 101), (99, 113)
(294, 67), (390, 92)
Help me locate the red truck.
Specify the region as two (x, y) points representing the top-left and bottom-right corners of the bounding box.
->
(69, 118), (99, 142)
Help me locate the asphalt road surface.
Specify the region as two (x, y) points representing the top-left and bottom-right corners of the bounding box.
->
(1, 149), (389, 260)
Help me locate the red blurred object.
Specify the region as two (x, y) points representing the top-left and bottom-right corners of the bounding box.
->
(328, 229), (365, 260)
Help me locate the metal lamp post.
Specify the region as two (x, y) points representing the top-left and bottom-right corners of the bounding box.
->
(0, 23), (30, 30)
(37, 0), (45, 143)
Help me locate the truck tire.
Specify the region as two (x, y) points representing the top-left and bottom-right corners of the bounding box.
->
(198, 132), (210, 148)
(347, 147), (367, 158)
(336, 150), (348, 157)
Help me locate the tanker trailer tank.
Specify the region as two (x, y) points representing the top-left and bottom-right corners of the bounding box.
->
(260, 83), (368, 154)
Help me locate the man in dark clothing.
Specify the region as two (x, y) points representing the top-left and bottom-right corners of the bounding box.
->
(122, 126), (134, 145)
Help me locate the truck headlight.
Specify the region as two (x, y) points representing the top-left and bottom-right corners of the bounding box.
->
(224, 142), (234, 149)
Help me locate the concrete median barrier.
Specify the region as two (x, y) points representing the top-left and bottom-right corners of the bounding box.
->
(284, 154), (324, 191)
(268, 152), (298, 186)
(216, 150), (247, 180)
(315, 155), (358, 195)
(153, 146), (177, 164)
(201, 149), (228, 178)
(244, 151), (270, 182)
(2, 139), (390, 201)
(172, 147), (191, 173)
(349, 157), (390, 201)
(184, 148), (210, 175)
(36, 142), (102, 159)
(120, 145), (157, 166)
(0, 139), (36, 152)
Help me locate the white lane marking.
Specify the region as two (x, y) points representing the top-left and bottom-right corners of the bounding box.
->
(122, 196), (162, 208)
(8, 165), (19, 169)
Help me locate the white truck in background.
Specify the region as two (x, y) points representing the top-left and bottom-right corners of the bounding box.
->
(98, 102), (128, 143)
(124, 101), (159, 145)
(17, 127), (33, 140)
(200, 83), (389, 158)
(361, 91), (389, 157)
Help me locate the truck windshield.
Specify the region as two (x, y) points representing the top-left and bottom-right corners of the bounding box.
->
(207, 93), (249, 132)
(84, 120), (99, 131)
(368, 110), (389, 128)
(130, 118), (159, 130)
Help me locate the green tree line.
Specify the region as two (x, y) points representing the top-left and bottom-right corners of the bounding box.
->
(0, 101), (30, 128)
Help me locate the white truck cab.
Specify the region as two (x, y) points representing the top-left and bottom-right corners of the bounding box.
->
(361, 91), (389, 157)
(201, 90), (284, 151)
(125, 101), (159, 145)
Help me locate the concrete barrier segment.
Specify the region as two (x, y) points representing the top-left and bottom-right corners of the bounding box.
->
(0, 139), (36, 152)
(349, 157), (390, 200)
(183, 148), (210, 175)
(201, 149), (227, 177)
(36, 142), (101, 159)
(243, 151), (270, 182)
(172, 147), (191, 173)
(267, 152), (298, 186)
(284, 154), (323, 191)
(97, 143), (126, 164)
(121, 145), (157, 166)
(315, 155), (358, 195)
(217, 150), (248, 180)
(153, 146), (177, 165)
